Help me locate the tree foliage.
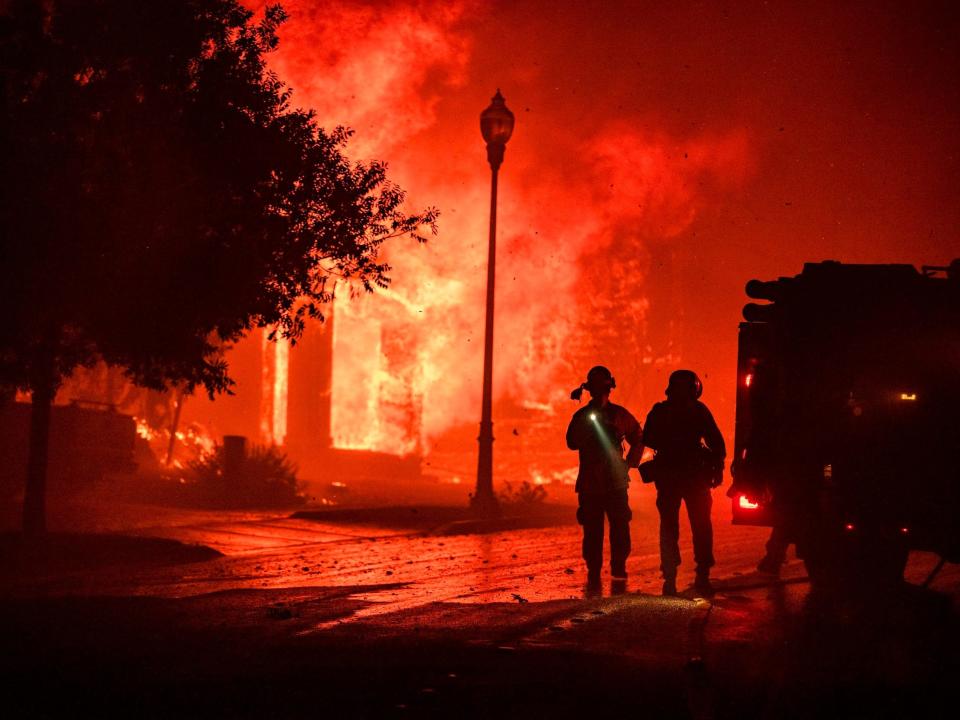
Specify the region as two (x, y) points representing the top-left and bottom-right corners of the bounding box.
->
(0, 0), (437, 398)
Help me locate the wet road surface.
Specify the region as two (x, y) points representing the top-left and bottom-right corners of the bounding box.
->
(3, 498), (802, 602)
(2, 497), (958, 717)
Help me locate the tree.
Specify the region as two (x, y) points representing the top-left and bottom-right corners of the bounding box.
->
(0, 0), (437, 535)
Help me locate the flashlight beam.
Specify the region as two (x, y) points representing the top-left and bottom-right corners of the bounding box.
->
(588, 411), (624, 469)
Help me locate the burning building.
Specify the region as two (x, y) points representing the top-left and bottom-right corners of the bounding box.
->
(8, 0), (956, 503)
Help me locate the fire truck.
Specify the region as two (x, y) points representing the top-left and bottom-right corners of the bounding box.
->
(729, 260), (960, 588)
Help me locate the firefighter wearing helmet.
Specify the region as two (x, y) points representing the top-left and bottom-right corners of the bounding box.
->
(566, 365), (644, 586)
(641, 370), (726, 596)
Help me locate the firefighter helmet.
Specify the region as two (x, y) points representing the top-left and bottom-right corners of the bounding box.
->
(667, 369), (703, 399)
(586, 365), (616, 390)
(571, 365), (617, 400)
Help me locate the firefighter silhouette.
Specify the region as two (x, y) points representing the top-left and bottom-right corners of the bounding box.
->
(642, 370), (726, 596)
(566, 366), (643, 586)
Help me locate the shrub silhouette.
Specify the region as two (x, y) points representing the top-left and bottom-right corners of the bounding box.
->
(189, 444), (304, 508)
(496, 480), (548, 507)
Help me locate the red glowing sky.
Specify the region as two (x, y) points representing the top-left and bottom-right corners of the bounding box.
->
(190, 0), (959, 481)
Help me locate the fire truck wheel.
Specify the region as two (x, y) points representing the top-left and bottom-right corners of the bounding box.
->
(853, 540), (908, 589)
(801, 541), (844, 589)
(803, 532), (907, 592)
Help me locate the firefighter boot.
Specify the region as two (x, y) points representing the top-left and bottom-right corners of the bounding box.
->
(587, 566), (602, 587)
(662, 571), (678, 596)
(694, 568), (714, 597)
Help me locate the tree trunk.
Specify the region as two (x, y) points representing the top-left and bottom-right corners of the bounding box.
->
(165, 387), (184, 467)
(22, 367), (55, 537)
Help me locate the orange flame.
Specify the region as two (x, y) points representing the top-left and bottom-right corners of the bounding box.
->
(260, 331), (289, 446)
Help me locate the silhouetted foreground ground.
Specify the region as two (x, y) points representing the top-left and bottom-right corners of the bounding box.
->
(2, 590), (691, 717)
(1, 506), (957, 718)
(0, 532), (222, 576)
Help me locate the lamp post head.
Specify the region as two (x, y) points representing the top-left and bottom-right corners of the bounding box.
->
(480, 89), (514, 170)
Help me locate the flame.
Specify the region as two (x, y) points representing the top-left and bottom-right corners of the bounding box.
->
(133, 414), (216, 466)
(330, 292), (420, 454)
(530, 467), (577, 486)
(175, 425), (216, 458)
(134, 416), (156, 441)
(260, 330), (289, 446)
(273, 337), (289, 444)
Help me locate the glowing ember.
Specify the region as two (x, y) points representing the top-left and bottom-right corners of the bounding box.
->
(175, 426), (216, 458)
(133, 415), (216, 466)
(134, 417), (156, 441)
(738, 495), (760, 510)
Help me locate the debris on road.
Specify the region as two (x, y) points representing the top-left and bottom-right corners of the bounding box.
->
(267, 605), (293, 620)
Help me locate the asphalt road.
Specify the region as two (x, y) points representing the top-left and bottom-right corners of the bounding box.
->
(2, 493), (958, 718)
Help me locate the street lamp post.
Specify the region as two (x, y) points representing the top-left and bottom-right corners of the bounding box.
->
(472, 89), (515, 516)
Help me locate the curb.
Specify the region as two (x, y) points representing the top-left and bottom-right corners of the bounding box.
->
(431, 515), (570, 536)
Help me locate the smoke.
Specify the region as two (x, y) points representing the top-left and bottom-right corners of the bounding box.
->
(590, 126), (751, 238)
(264, 0), (474, 159)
